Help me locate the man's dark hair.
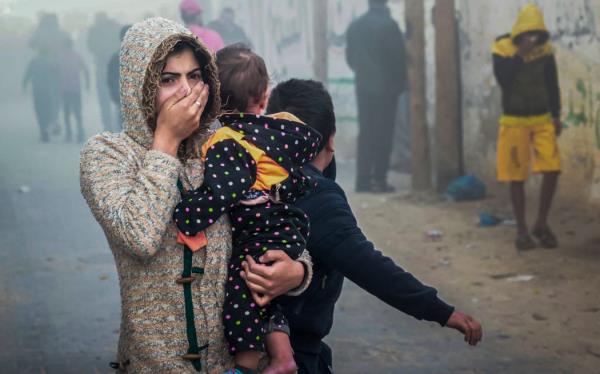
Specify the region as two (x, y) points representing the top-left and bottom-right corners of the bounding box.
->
(216, 43), (269, 112)
(267, 79), (336, 152)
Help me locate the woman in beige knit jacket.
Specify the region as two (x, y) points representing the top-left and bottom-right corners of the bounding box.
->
(80, 18), (312, 374)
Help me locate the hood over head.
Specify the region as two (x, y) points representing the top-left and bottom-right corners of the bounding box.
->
(119, 17), (220, 150)
(510, 4), (549, 43)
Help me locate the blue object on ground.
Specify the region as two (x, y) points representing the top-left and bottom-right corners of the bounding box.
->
(479, 212), (502, 227)
(444, 174), (487, 202)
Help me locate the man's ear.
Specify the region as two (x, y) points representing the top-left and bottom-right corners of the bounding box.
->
(325, 134), (335, 153)
(258, 89), (269, 113)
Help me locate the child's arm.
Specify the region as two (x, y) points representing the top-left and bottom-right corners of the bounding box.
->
(174, 139), (256, 236)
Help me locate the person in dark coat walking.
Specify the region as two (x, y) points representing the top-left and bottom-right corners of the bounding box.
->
(208, 7), (252, 47)
(264, 79), (483, 374)
(107, 25), (132, 130)
(23, 51), (61, 143)
(87, 12), (121, 132)
(346, 0), (408, 192)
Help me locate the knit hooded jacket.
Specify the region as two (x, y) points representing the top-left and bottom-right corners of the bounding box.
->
(79, 18), (311, 374)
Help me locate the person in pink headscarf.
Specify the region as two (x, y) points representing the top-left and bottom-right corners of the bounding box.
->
(180, 0), (225, 53)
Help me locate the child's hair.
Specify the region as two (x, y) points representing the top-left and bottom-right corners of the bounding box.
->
(216, 43), (269, 113)
(266, 79), (336, 152)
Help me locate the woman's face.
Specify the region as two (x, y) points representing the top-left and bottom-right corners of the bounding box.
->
(156, 48), (203, 111)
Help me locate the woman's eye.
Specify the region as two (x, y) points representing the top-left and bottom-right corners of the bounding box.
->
(160, 77), (175, 85)
(190, 73), (202, 81)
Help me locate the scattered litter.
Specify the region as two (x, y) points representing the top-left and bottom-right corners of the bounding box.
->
(479, 212), (516, 227)
(532, 313), (547, 321)
(479, 212), (502, 227)
(586, 347), (600, 359)
(425, 229), (443, 241)
(582, 307), (600, 313)
(489, 273), (517, 280)
(444, 174), (486, 202)
(506, 274), (535, 282)
(19, 185), (31, 194)
(439, 258), (451, 267)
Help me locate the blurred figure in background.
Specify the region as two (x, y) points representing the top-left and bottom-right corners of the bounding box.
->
(492, 4), (562, 250)
(390, 91), (411, 174)
(60, 36), (89, 143)
(29, 13), (67, 55)
(346, 0), (408, 193)
(208, 7), (252, 47)
(25, 12), (66, 140)
(87, 12), (121, 132)
(180, 0), (224, 53)
(22, 50), (61, 142)
(107, 25), (132, 130)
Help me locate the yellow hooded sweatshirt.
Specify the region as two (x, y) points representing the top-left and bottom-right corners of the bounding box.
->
(491, 4), (561, 126)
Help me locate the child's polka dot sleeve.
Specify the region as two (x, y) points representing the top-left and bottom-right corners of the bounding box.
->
(174, 139), (256, 236)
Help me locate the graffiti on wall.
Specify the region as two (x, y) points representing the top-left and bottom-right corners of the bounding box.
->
(565, 78), (600, 149)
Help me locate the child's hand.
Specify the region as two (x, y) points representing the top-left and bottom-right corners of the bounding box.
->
(240, 251), (305, 307)
(445, 310), (483, 346)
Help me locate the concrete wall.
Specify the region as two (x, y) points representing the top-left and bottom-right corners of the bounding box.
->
(457, 0), (600, 204)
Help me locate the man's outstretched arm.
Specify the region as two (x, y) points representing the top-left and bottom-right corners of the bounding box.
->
(303, 185), (482, 345)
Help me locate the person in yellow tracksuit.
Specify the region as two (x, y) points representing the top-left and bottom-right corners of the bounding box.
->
(492, 4), (562, 250)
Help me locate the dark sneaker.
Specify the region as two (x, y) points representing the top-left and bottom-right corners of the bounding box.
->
(532, 226), (558, 249)
(515, 233), (536, 251)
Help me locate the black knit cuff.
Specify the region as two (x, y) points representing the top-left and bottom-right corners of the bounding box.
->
(425, 298), (455, 327)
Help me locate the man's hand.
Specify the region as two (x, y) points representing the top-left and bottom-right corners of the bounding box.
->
(445, 311), (483, 346)
(553, 117), (563, 137)
(240, 250), (305, 307)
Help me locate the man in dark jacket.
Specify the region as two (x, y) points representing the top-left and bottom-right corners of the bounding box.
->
(107, 25), (132, 130)
(240, 79), (482, 374)
(208, 7), (252, 47)
(346, 0), (407, 192)
(87, 12), (121, 132)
